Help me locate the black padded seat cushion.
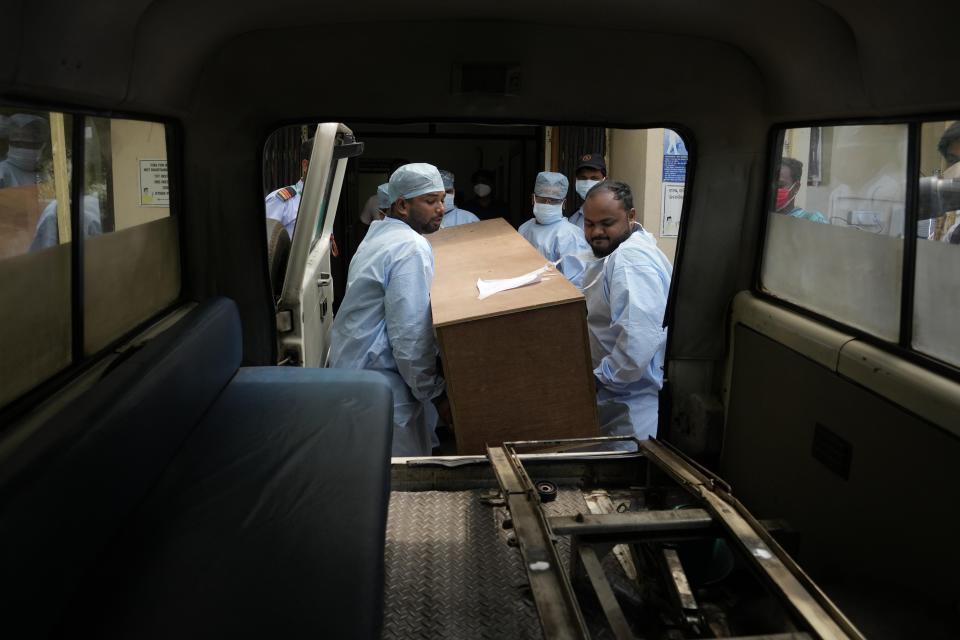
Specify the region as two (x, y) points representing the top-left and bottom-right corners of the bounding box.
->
(0, 297), (394, 639)
(66, 367), (394, 639)
(0, 297), (243, 638)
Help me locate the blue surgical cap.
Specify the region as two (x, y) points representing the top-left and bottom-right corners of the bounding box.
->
(388, 163), (445, 202)
(8, 113), (48, 145)
(377, 183), (392, 210)
(534, 171), (569, 201)
(439, 169), (455, 190)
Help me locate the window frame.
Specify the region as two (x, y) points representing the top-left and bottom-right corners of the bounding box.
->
(754, 114), (960, 384)
(0, 98), (186, 428)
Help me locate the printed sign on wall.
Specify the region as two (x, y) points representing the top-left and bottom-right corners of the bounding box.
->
(139, 159), (169, 207)
(660, 130), (687, 237)
(661, 183), (684, 238)
(662, 130), (688, 183)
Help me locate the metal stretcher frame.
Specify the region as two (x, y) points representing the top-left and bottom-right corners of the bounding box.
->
(486, 436), (865, 640)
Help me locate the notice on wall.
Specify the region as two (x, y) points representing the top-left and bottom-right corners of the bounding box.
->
(661, 183), (684, 238)
(139, 159), (169, 207)
(662, 130), (688, 183)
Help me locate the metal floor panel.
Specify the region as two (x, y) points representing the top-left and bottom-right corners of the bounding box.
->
(383, 488), (591, 639)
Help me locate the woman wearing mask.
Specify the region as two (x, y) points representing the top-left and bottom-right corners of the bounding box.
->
(518, 171), (590, 278)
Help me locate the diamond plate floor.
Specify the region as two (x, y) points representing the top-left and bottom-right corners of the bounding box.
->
(383, 488), (590, 639)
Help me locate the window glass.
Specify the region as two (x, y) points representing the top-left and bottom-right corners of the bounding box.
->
(83, 118), (179, 354)
(0, 109), (73, 407)
(760, 124), (908, 340)
(913, 121), (960, 367)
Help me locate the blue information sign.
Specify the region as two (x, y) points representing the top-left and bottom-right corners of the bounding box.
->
(662, 130), (688, 182)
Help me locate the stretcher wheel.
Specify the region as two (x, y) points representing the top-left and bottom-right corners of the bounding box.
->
(535, 480), (558, 502)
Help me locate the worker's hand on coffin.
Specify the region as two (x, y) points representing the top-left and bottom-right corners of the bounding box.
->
(434, 394), (453, 429)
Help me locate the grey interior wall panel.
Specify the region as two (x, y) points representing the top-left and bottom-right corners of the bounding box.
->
(722, 325), (960, 605)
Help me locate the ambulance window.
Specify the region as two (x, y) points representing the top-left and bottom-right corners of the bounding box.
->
(913, 120), (960, 367)
(760, 124), (909, 341)
(0, 110), (180, 413)
(0, 109), (74, 408)
(82, 117), (179, 355)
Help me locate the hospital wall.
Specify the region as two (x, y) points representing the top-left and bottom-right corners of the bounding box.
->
(607, 128), (678, 263)
(110, 120), (169, 230)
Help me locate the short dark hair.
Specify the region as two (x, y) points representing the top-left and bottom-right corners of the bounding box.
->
(937, 122), (960, 159)
(472, 168), (495, 184)
(779, 157), (803, 183)
(586, 180), (633, 212)
(300, 137), (314, 161)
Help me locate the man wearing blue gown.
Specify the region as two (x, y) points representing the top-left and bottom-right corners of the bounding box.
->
(327, 163), (448, 456)
(573, 181), (673, 445)
(438, 170), (479, 229)
(518, 171), (590, 269)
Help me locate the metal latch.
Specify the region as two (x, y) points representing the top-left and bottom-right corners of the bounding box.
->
(276, 309), (293, 333)
(317, 272), (332, 288)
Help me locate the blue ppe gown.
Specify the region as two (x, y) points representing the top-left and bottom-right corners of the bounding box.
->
(571, 227), (672, 447)
(327, 217), (445, 456)
(440, 206), (480, 229)
(518, 215), (591, 272)
(567, 207), (585, 230)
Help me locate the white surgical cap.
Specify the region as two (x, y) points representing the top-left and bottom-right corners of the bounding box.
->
(388, 163), (445, 202)
(534, 171), (569, 201)
(439, 169), (455, 190)
(377, 183), (392, 210)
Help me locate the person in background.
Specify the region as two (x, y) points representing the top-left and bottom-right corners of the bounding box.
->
(0, 114), (49, 188)
(462, 168), (509, 221)
(264, 136), (339, 256)
(774, 157), (827, 223)
(571, 181), (672, 447)
(375, 182), (392, 220)
(327, 163), (449, 457)
(930, 122), (960, 244)
(438, 169), (479, 228)
(29, 196), (102, 251)
(568, 152), (607, 230)
(361, 159), (410, 226)
(264, 137), (312, 239)
(0, 115), (9, 163)
(518, 171), (589, 268)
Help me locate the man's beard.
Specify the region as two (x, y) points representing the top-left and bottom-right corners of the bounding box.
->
(590, 226), (633, 257)
(404, 215), (441, 235)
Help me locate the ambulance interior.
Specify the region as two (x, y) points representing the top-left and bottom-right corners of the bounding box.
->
(1, 1), (959, 639)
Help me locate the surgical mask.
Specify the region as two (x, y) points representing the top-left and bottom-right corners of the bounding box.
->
(474, 183), (492, 198)
(775, 184), (796, 211)
(533, 201), (563, 224)
(6, 145), (41, 171)
(443, 193), (455, 211)
(576, 179), (600, 200)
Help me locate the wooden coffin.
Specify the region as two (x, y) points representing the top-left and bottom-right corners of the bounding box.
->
(428, 218), (599, 454)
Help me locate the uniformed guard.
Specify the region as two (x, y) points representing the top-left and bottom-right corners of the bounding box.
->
(265, 137), (313, 239)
